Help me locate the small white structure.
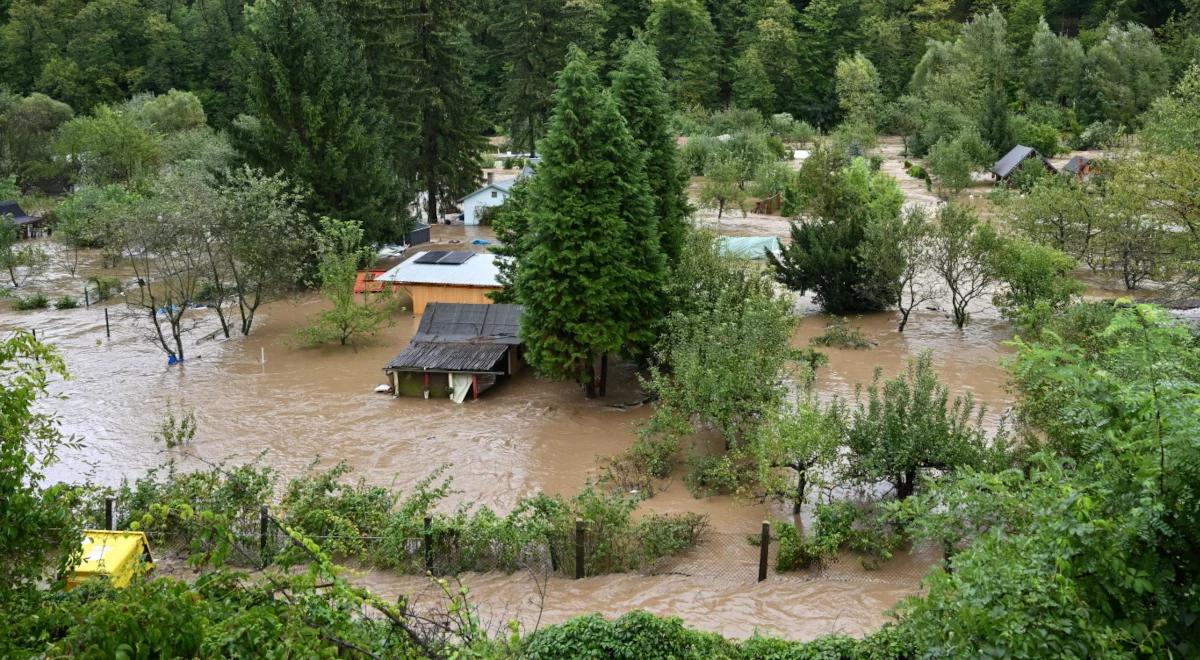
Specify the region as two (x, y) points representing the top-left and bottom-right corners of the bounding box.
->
(458, 160), (538, 226)
(459, 176), (519, 226)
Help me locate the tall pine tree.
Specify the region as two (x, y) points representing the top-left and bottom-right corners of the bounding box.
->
(610, 39), (689, 264)
(645, 0), (719, 107)
(340, 0), (484, 226)
(495, 0), (602, 155)
(236, 0), (406, 243)
(500, 48), (665, 396)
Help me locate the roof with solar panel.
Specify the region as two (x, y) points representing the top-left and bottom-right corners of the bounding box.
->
(374, 250), (505, 287)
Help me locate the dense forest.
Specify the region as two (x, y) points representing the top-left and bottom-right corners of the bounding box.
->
(3, 0), (1199, 232)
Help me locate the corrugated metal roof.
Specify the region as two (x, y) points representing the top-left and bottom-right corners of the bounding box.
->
(1062, 155), (1090, 175)
(415, 303), (522, 345)
(375, 251), (505, 287)
(385, 341), (509, 372)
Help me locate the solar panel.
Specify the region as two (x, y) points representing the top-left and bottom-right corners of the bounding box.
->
(416, 251), (449, 264)
(436, 251), (475, 265)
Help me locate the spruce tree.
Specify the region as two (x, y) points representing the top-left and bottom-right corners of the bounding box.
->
(495, 0), (602, 155)
(610, 40), (689, 264)
(645, 0), (719, 107)
(502, 48), (665, 395)
(340, 0), (485, 226)
(237, 0), (406, 243)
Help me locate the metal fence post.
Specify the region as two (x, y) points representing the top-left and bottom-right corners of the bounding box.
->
(105, 308), (111, 339)
(758, 521), (770, 582)
(574, 518), (586, 580)
(259, 505), (270, 567)
(105, 496), (116, 530)
(423, 516), (433, 573)
(84, 289), (90, 308)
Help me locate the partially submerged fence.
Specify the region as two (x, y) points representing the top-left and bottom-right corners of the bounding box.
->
(92, 496), (928, 588)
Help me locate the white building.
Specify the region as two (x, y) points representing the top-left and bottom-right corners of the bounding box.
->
(458, 162), (536, 226)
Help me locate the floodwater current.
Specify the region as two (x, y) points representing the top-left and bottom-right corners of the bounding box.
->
(2, 230), (1022, 641)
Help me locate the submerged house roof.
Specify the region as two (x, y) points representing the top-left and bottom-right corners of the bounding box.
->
(0, 201), (38, 226)
(1062, 155), (1091, 175)
(991, 145), (1056, 179)
(374, 251), (505, 288)
(385, 303), (524, 373)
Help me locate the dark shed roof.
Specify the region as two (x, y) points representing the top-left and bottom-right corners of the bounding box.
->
(1062, 155), (1091, 175)
(0, 201), (38, 226)
(385, 303), (524, 372)
(414, 303), (522, 345)
(386, 342), (509, 372)
(991, 145), (1056, 178)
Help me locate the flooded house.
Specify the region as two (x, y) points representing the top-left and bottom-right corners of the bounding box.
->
(384, 303), (524, 403)
(1, 200), (47, 239)
(990, 145), (1057, 182)
(374, 250), (506, 314)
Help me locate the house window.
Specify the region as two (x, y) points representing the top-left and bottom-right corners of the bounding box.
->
(491, 191), (498, 198)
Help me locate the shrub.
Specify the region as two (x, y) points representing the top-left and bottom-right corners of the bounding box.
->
(683, 453), (744, 497)
(775, 521), (828, 571)
(54, 295), (78, 309)
(13, 294), (49, 310)
(88, 276), (124, 301)
(1072, 120), (1124, 149)
(809, 317), (875, 349)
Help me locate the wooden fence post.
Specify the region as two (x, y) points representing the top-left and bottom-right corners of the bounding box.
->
(758, 521), (770, 582)
(423, 516), (433, 574)
(105, 496), (116, 530)
(574, 519), (586, 580)
(259, 505), (270, 567)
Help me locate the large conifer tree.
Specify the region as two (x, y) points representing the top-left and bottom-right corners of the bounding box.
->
(610, 39), (689, 264)
(237, 0), (406, 243)
(501, 48), (665, 395)
(340, 0), (484, 226)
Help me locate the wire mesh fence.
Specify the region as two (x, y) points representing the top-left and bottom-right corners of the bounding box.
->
(85, 495), (933, 589)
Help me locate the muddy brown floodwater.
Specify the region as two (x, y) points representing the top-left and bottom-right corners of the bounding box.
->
(1, 224), (1023, 641)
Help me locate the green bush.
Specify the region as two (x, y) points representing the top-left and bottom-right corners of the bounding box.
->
(809, 316), (875, 349)
(12, 293), (49, 310)
(775, 521), (828, 571)
(683, 453), (744, 497)
(88, 276), (124, 301)
(54, 295), (78, 309)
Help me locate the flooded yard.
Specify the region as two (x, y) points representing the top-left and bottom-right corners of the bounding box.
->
(2, 217), (1024, 641)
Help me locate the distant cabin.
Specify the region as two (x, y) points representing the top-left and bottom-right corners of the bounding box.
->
(1062, 155), (1094, 180)
(1, 201), (46, 239)
(374, 250), (505, 314)
(991, 145), (1057, 182)
(384, 303), (524, 402)
(458, 161), (537, 226)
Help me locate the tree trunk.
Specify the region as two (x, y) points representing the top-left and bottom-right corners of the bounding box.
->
(898, 307), (911, 332)
(896, 468), (918, 500)
(792, 467), (807, 515)
(598, 353), (608, 397)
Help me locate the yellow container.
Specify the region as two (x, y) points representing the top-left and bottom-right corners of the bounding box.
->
(67, 530), (154, 590)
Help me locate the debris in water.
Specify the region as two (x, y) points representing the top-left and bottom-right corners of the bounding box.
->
(374, 384), (392, 394)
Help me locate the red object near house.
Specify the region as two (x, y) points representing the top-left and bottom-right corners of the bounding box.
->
(354, 270), (403, 295)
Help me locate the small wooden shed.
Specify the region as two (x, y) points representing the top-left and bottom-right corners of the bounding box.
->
(384, 303), (523, 402)
(1, 201), (46, 239)
(991, 145), (1057, 182)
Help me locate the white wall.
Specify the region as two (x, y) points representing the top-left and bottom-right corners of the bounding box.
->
(461, 187), (508, 225)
